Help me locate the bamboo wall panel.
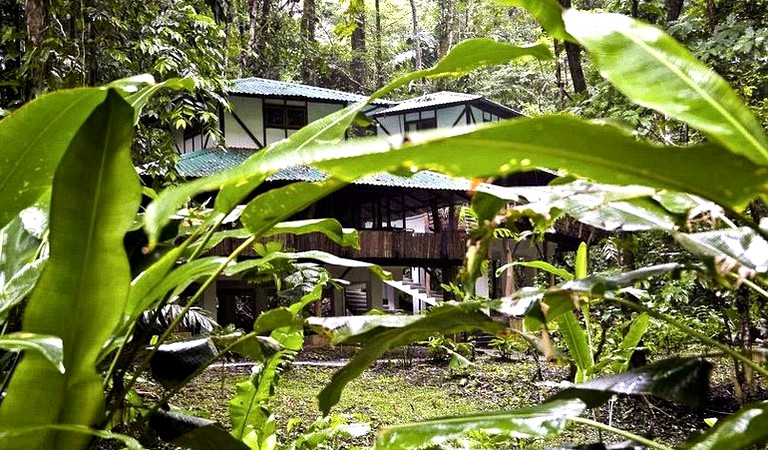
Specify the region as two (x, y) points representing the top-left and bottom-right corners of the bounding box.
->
(211, 230), (468, 262)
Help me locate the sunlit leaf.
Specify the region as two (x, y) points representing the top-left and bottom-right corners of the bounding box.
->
(317, 302), (504, 414)
(496, 260), (574, 281)
(0, 90), (140, 449)
(0, 332), (64, 374)
(493, 0), (571, 40)
(683, 400), (768, 450)
(313, 117), (767, 210)
(375, 399), (586, 449)
(564, 10), (768, 165)
(150, 409), (249, 450)
(675, 227), (768, 274)
(551, 357), (712, 408)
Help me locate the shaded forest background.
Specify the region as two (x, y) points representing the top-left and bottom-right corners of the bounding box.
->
(0, 0), (766, 170)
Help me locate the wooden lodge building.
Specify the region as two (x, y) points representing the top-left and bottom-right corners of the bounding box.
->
(176, 78), (586, 326)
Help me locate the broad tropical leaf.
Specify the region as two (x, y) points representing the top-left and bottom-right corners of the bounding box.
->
(683, 400), (768, 450)
(551, 357), (712, 408)
(0, 90), (140, 449)
(375, 399), (586, 449)
(317, 303), (504, 414)
(0, 88), (107, 229)
(225, 250), (391, 281)
(674, 227), (768, 275)
(149, 410), (249, 450)
(564, 10), (768, 165)
(312, 117), (768, 210)
(494, 0), (571, 41)
(241, 180), (347, 238)
(0, 332), (64, 373)
(610, 312), (649, 374)
(556, 312), (593, 382)
(372, 39), (552, 98)
(496, 260), (574, 281)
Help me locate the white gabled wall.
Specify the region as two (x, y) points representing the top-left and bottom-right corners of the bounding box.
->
(309, 102), (343, 123)
(436, 105), (464, 128)
(224, 96), (264, 149)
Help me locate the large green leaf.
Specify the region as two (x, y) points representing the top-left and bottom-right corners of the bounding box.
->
(307, 315), (422, 345)
(674, 227), (768, 275)
(495, 181), (682, 232)
(551, 357), (712, 408)
(0, 424), (143, 450)
(496, 260), (574, 281)
(610, 312), (649, 374)
(0, 258), (46, 321)
(0, 88), (107, 229)
(317, 302), (504, 414)
(149, 410), (250, 450)
(493, 0), (571, 41)
(564, 10), (768, 165)
(263, 219), (359, 249)
(0, 332), (63, 373)
(241, 180), (347, 238)
(312, 117), (767, 210)
(374, 399), (586, 449)
(556, 312), (593, 382)
(225, 250), (391, 281)
(372, 39), (552, 98)
(682, 400), (768, 450)
(149, 338), (218, 390)
(0, 90), (140, 450)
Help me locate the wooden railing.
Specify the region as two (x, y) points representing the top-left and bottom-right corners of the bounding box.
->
(211, 229), (468, 263)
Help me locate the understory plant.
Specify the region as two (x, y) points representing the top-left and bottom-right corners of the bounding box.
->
(1, 1), (768, 449)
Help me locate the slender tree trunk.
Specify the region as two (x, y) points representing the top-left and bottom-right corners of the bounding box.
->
(374, 0), (383, 87)
(409, 0), (422, 71)
(244, 0), (259, 71)
(436, 0), (454, 59)
(664, 0), (684, 22)
(301, 0), (317, 85)
(350, 3), (366, 90)
(24, 0), (46, 99)
(558, 0), (587, 94)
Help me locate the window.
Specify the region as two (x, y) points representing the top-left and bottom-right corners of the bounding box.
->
(264, 105), (307, 129)
(405, 118), (437, 132)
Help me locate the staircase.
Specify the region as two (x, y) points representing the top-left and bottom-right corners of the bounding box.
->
(344, 286), (369, 315)
(384, 277), (443, 313)
(342, 277), (443, 315)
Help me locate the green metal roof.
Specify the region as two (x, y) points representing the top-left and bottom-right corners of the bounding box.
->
(370, 91), (521, 117)
(177, 148), (482, 191)
(228, 77), (394, 106)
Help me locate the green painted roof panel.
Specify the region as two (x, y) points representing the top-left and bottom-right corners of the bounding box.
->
(176, 149), (481, 191)
(228, 77), (394, 106)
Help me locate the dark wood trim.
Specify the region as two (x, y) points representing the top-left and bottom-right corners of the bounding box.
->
(377, 121), (393, 136)
(230, 109), (264, 148)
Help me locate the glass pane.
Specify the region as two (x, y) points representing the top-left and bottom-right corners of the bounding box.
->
(286, 107), (307, 128)
(265, 106), (284, 128)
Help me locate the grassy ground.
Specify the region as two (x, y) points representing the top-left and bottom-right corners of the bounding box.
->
(161, 348), (739, 449)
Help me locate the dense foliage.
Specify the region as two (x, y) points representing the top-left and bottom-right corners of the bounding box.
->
(2, 0), (768, 449)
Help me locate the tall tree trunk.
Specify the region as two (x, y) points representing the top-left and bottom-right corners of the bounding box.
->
(558, 0), (587, 94)
(350, 2), (366, 90)
(436, 0), (454, 59)
(301, 0), (317, 85)
(374, 0), (383, 87)
(244, 0), (259, 71)
(409, 0), (422, 72)
(24, 0), (46, 99)
(664, 0), (684, 22)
